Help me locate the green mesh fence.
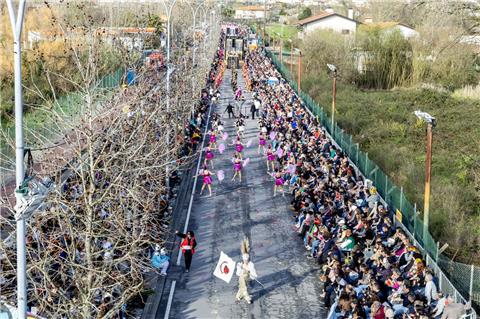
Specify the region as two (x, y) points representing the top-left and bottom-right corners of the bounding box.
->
(263, 48), (479, 312)
(1, 68), (125, 180)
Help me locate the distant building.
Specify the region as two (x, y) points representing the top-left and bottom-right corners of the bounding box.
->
(363, 21), (419, 39)
(234, 6), (265, 20)
(296, 9), (360, 36)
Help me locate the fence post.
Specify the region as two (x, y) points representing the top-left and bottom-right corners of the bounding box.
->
(364, 152), (368, 175)
(414, 203), (417, 238)
(385, 178), (388, 200)
(356, 143), (359, 163)
(400, 186), (404, 212)
(436, 241), (440, 262)
(470, 264), (475, 301)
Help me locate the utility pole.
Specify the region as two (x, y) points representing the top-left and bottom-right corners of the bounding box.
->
(6, 1), (27, 318)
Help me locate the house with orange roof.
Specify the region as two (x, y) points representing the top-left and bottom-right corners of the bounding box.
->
(296, 8), (360, 37)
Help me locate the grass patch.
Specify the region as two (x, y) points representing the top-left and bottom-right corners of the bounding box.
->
(302, 71), (480, 263)
(266, 24), (299, 40)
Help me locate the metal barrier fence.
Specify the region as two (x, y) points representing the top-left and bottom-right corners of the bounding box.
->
(0, 68), (125, 180)
(263, 48), (479, 316)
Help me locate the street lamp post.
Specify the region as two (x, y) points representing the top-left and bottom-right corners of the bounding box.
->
(6, 1), (27, 318)
(161, 0), (178, 191)
(189, 1), (207, 115)
(414, 110), (436, 241)
(327, 64), (338, 134)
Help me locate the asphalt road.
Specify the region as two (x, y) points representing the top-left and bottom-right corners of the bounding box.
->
(155, 69), (326, 319)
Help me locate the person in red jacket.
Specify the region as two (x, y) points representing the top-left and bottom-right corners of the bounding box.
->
(175, 230), (197, 273)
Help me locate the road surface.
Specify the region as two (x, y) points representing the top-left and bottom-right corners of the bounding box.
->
(156, 69), (326, 319)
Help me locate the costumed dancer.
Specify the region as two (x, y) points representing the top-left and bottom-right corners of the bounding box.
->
(236, 238), (257, 304)
(209, 130), (217, 149)
(232, 153), (243, 182)
(266, 144), (276, 172)
(196, 164), (215, 197)
(273, 169), (285, 197)
(258, 131), (267, 155)
(205, 144), (215, 168)
(175, 230), (197, 273)
(230, 136), (244, 159)
(235, 116), (246, 137)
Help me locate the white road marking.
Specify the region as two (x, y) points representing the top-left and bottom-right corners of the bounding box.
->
(164, 97), (215, 319)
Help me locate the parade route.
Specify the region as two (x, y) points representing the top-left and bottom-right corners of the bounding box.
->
(155, 69), (326, 319)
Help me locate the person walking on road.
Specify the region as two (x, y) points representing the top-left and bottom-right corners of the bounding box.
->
(175, 230), (197, 272)
(225, 102), (235, 119)
(250, 103), (256, 120)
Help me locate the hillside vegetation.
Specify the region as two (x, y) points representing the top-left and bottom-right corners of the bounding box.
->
(301, 73), (480, 263)
(287, 1), (480, 263)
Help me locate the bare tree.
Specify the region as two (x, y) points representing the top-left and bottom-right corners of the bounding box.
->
(0, 1), (221, 318)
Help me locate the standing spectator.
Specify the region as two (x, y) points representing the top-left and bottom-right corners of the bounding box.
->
(175, 230), (197, 273)
(250, 102), (256, 120)
(424, 273), (438, 305)
(225, 102), (235, 119)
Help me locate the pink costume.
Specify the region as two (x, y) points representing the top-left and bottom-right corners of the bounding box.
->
(267, 151), (275, 161)
(235, 143), (243, 153)
(209, 134), (216, 143)
(203, 172), (212, 185)
(275, 176), (284, 186)
(206, 150), (214, 160)
(234, 161), (242, 171)
(259, 137), (266, 146)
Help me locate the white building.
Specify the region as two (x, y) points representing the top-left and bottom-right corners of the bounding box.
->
(297, 10), (360, 36)
(364, 22), (419, 39)
(234, 6), (265, 20)
(391, 23), (418, 39)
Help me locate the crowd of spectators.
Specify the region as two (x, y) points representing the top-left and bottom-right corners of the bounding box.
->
(246, 46), (472, 319)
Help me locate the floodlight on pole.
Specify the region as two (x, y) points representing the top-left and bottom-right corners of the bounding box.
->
(327, 63), (337, 73)
(414, 110), (436, 241)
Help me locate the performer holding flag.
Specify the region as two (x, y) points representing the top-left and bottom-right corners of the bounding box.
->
(235, 238), (257, 304)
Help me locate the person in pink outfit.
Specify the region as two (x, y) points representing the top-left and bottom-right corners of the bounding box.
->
(232, 153), (243, 182)
(195, 164), (215, 197)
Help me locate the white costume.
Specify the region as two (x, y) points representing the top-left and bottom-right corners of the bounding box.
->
(235, 253), (257, 303)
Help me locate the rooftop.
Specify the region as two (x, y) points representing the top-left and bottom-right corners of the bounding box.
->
(297, 11), (360, 26)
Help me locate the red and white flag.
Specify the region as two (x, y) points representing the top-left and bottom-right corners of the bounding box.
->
(213, 251), (236, 283)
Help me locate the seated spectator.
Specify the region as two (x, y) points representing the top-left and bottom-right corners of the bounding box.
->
(151, 247), (170, 276)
